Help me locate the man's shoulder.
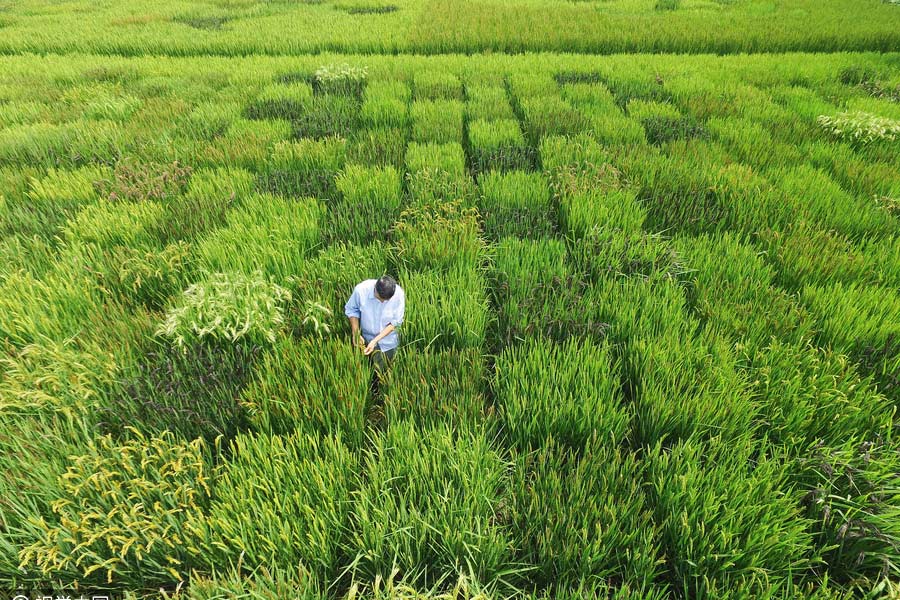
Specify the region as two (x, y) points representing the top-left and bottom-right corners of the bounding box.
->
(355, 279), (376, 293)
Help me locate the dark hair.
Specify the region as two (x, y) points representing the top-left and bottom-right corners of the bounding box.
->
(375, 275), (397, 300)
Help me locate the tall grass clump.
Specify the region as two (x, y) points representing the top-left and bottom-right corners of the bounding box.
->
(61, 199), (165, 249)
(392, 200), (485, 271)
(494, 337), (629, 451)
(331, 164), (402, 245)
(511, 439), (662, 591)
(401, 266), (489, 351)
(346, 421), (513, 587)
(519, 96), (587, 145)
(361, 80), (410, 128)
(646, 435), (814, 596)
(405, 141), (474, 204)
(161, 167), (255, 242)
(245, 82), (314, 121)
(18, 429), (213, 587)
(199, 118), (293, 170)
(468, 119), (532, 173)
(411, 99), (464, 143)
(570, 227), (685, 284)
(197, 194), (322, 279)
(413, 71), (463, 100)
(626, 99), (705, 145)
(466, 85), (515, 122)
(156, 271), (291, 349)
(240, 336), (370, 447)
(380, 348), (488, 431)
(347, 127), (408, 169)
(23, 165), (107, 231)
(477, 170), (553, 239)
(262, 137), (347, 200)
(184, 563), (323, 600)
(190, 431), (356, 578)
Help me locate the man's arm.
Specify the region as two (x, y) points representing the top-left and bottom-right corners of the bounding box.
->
(364, 324), (395, 355)
(344, 287), (365, 349)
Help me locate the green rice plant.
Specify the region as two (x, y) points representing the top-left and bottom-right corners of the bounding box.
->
(97, 240), (195, 310)
(12, 165), (107, 236)
(94, 159), (192, 203)
(510, 439), (662, 590)
(404, 141), (475, 203)
(190, 431), (356, 577)
(182, 101), (242, 141)
(184, 563), (323, 600)
(590, 275), (694, 344)
(746, 339), (894, 453)
(286, 242), (388, 336)
(292, 94), (362, 139)
(774, 165), (897, 239)
(628, 328), (756, 445)
(413, 71), (463, 100)
(519, 96), (587, 145)
(392, 200), (485, 271)
(674, 232), (811, 348)
(17, 428), (213, 587)
(560, 82), (617, 110)
(646, 435), (814, 596)
(0, 122), (73, 165)
(559, 185), (644, 240)
(161, 167), (255, 242)
(817, 110), (900, 145)
(245, 82), (314, 120)
(0, 101), (51, 128)
(477, 170), (554, 239)
(102, 340), (260, 446)
(506, 74), (558, 104)
(405, 141), (467, 176)
(347, 421), (513, 586)
(331, 164), (403, 245)
(61, 199), (165, 249)
(801, 282), (900, 401)
(627, 99), (706, 145)
(468, 119), (532, 173)
(341, 569), (504, 600)
(156, 270), (291, 349)
(199, 118), (293, 170)
(314, 63), (368, 97)
(494, 337), (630, 450)
(197, 194), (322, 279)
(655, 0), (680, 11)
(0, 233), (55, 278)
(239, 336), (370, 447)
(29, 165), (107, 206)
(465, 85), (515, 122)
(63, 118), (127, 165)
(347, 126), (408, 169)
(379, 348), (488, 431)
(538, 133), (611, 182)
(262, 136), (347, 200)
(707, 116), (803, 171)
(805, 139), (899, 199)
(362, 81), (410, 128)
(794, 437), (900, 586)
(589, 112), (648, 146)
(569, 227), (686, 284)
(411, 99), (464, 143)
(401, 265), (489, 350)
(492, 237), (603, 345)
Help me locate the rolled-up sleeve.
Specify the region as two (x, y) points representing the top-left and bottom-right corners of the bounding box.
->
(389, 291), (405, 327)
(344, 287), (361, 318)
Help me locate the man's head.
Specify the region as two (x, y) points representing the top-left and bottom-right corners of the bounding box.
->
(374, 275), (397, 302)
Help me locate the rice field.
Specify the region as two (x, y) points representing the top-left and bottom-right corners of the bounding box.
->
(1, 6), (900, 600)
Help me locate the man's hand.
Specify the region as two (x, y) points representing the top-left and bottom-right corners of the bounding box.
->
(364, 339), (378, 356)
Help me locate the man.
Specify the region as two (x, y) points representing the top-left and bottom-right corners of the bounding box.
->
(344, 275), (405, 373)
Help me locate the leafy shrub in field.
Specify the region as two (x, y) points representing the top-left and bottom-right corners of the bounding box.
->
(401, 265), (489, 350)
(62, 199), (165, 248)
(161, 167), (255, 242)
(468, 119), (532, 173)
(18, 429), (212, 587)
(286, 242), (388, 335)
(199, 118), (293, 170)
(191, 431), (356, 577)
(197, 194), (322, 279)
(411, 99), (464, 143)
(794, 438), (900, 586)
(519, 96), (587, 144)
(570, 227), (685, 284)
(674, 233), (811, 348)
(240, 336), (370, 446)
(262, 136), (347, 200)
(101, 340), (260, 446)
(492, 237), (603, 345)
(413, 71), (463, 100)
(331, 164), (403, 244)
(314, 63), (368, 97)
(156, 271), (291, 349)
(0, 412), (94, 583)
(801, 282), (900, 401)
(627, 99), (705, 145)
(362, 81), (410, 128)
(347, 422), (513, 586)
(392, 200), (484, 271)
(245, 82), (314, 120)
(746, 339), (893, 452)
(347, 126), (408, 169)
(380, 348), (488, 431)
(817, 111), (900, 145)
(477, 170), (554, 239)
(629, 328), (756, 445)
(511, 439), (662, 590)
(465, 85), (515, 122)
(494, 337), (629, 451)
(93, 159), (191, 203)
(647, 435), (814, 596)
